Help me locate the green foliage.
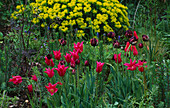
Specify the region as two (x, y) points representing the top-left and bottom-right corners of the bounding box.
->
(0, 0), (169, 107)
(0, 90), (19, 108)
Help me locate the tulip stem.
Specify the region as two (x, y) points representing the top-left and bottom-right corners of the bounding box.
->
(77, 65), (80, 91)
(62, 77), (68, 106)
(143, 70), (147, 98)
(95, 73), (99, 105)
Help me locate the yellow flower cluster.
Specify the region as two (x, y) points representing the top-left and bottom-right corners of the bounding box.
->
(11, 4), (25, 20)
(77, 30), (85, 37)
(11, 0), (130, 37)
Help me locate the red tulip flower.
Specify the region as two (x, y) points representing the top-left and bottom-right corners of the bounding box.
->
(56, 82), (63, 85)
(44, 68), (54, 78)
(107, 32), (115, 38)
(124, 42), (130, 52)
(74, 41), (84, 53)
(45, 82), (62, 96)
(9, 76), (22, 85)
(59, 60), (66, 65)
(55, 64), (68, 77)
(70, 51), (79, 61)
(131, 46), (138, 56)
(142, 35), (149, 41)
(136, 60), (147, 72)
(124, 59), (137, 71)
(114, 53), (122, 63)
(125, 30), (133, 38)
(72, 69), (76, 74)
(59, 38), (66, 46)
(85, 60), (89, 66)
(113, 40), (120, 48)
(64, 53), (71, 63)
(90, 38), (98, 47)
(96, 61), (104, 73)
(45, 56), (54, 67)
(31, 75), (38, 82)
(134, 31), (138, 40)
(70, 58), (76, 68)
(27, 84), (33, 92)
(138, 43), (143, 48)
(53, 50), (61, 60)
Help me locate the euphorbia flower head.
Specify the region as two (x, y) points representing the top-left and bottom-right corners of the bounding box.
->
(114, 53), (122, 63)
(53, 50), (61, 60)
(9, 75), (22, 85)
(70, 51), (79, 61)
(45, 82), (62, 96)
(136, 60), (147, 72)
(45, 56), (54, 67)
(44, 68), (54, 78)
(90, 38), (98, 47)
(64, 53), (71, 63)
(31, 75), (38, 82)
(55, 64), (68, 77)
(124, 59), (137, 71)
(96, 61), (104, 73)
(27, 84), (33, 92)
(131, 46), (138, 56)
(74, 41), (84, 53)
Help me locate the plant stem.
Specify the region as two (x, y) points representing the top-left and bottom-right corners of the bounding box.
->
(132, 0), (141, 29)
(62, 77), (68, 106)
(143, 70), (147, 98)
(77, 65), (80, 91)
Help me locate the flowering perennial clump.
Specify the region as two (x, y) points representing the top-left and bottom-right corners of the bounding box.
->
(11, 0), (130, 37)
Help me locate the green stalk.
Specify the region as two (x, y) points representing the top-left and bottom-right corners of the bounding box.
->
(143, 70), (147, 98)
(95, 73), (99, 105)
(73, 75), (77, 106)
(77, 65), (80, 91)
(62, 77), (68, 106)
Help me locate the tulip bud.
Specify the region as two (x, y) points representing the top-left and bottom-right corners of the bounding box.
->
(107, 32), (115, 38)
(84, 60), (89, 66)
(125, 30), (133, 38)
(59, 60), (66, 65)
(71, 63), (75, 68)
(90, 38), (98, 47)
(138, 43), (143, 48)
(47, 54), (52, 59)
(75, 59), (80, 65)
(142, 35), (149, 41)
(113, 40), (120, 48)
(59, 38), (66, 46)
(27, 85), (33, 92)
(72, 69), (76, 74)
(129, 36), (138, 45)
